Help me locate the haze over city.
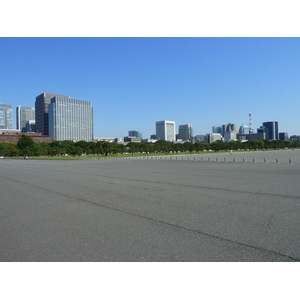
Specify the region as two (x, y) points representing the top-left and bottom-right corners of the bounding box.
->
(1, 37), (300, 139)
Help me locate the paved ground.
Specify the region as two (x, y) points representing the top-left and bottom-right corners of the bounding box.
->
(1, 153), (300, 261)
(126, 148), (300, 164)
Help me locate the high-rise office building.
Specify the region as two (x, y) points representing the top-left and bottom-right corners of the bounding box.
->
(222, 123), (237, 141)
(262, 121), (278, 140)
(279, 132), (289, 141)
(48, 96), (93, 142)
(35, 92), (70, 135)
(25, 120), (36, 133)
(222, 123), (236, 135)
(156, 120), (175, 141)
(239, 125), (250, 135)
(128, 130), (142, 139)
(16, 106), (35, 132)
(178, 124), (193, 141)
(0, 103), (12, 129)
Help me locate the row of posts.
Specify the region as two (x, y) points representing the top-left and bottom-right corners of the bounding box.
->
(118, 156), (293, 164)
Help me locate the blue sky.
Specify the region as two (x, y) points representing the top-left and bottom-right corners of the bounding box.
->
(1, 37), (300, 138)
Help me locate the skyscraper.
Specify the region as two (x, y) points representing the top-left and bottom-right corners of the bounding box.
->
(156, 120), (175, 141)
(35, 92), (70, 135)
(178, 124), (193, 141)
(16, 106), (35, 132)
(262, 121), (278, 140)
(0, 103), (12, 129)
(222, 123), (237, 141)
(48, 96), (93, 142)
(222, 123), (236, 135)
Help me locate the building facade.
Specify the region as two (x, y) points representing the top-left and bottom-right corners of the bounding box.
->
(212, 126), (222, 135)
(279, 132), (289, 141)
(222, 123), (236, 136)
(16, 106), (35, 132)
(178, 124), (193, 141)
(0, 131), (50, 143)
(124, 136), (142, 143)
(35, 92), (70, 135)
(48, 96), (93, 142)
(262, 121), (279, 140)
(0, 103), (12, 129)
(128, 130), (142, 138)
(239, 125), (250, 135)
(156, 120), (176, 142)
(195, 135), (205, 142)
(209, 133), (223, 143)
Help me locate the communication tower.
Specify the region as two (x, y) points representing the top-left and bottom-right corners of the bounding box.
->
(249, 113), (253, 134)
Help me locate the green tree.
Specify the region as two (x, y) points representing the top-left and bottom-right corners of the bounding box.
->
(183, 142), (194, 153)
(4, 143), (20, 157)
(0, 143), (5, 156)
(194, 142), (205, 152)
(155, 140), (170, 153)
(127, 142), (141, 155)
(17, 135), (35, 157)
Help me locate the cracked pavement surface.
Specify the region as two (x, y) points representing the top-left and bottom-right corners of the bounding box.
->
(1, 158), (300, 261)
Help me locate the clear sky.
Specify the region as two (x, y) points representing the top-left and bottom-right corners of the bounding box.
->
(1, 37), (300, 138)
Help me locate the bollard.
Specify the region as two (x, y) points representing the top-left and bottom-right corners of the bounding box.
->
(208, 157), (210, 162)
(253, 158), (255, 163)
(233, 157), (236, 163)
(243, 158), (245, 163)
(194, 157), (196, 161)
(289, 159), (292, 164)
(224, 157), (227, 162)
(276, 158), (279, 164)
(216, 157), (218, 162)
(264, 158), (267, 163)
(201, 157), (203, 161)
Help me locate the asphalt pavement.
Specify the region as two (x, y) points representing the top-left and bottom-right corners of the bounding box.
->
(1, 156), (300, 261)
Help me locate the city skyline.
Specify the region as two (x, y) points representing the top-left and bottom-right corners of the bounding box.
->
(0, 97), (293, 141)
(0, 38), (300, 138)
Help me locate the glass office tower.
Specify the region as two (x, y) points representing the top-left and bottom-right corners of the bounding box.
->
(49, 96), (93, 142)
(16, 106), (35, 132)
(0, 103), (12, 129)
(262, 121), (278, 140)
(178, 124), (193, 141)
(128, 130), (143, 139)
(35, 92), (70, 135)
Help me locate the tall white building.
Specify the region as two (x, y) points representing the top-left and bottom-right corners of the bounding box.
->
(156, 120), (176, 141)
(16, 106), (35, 132)
(49, 96), (93, 142)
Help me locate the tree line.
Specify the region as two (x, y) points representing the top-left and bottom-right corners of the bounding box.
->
(0, 135), (300, 158)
